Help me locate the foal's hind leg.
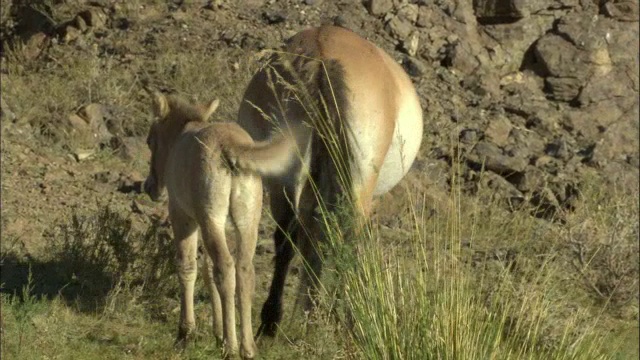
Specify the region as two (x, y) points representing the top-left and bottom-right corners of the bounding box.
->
(200, 216), (238, 357)
(169, 204), (199, 347)
(200, 251), (223, 344)
(230, 177), (261, 358)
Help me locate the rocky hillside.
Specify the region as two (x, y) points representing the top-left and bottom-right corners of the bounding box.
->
(1, 0), (638, 244)
(0, 1), (638, 358)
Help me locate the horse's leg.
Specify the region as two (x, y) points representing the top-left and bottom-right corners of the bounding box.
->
(231, 177), (261, 359)
(200, 216), (238, 357)
(258, 186), (298, 337)
(200, 250), (223, 344)
(170, 204), (199, 347)
(296, 205), (324, 315)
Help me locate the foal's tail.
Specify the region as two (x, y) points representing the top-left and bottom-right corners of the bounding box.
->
(224, 124), (309, 177)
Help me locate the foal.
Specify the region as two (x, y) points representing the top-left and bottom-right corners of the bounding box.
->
(143, 93), (298, 358)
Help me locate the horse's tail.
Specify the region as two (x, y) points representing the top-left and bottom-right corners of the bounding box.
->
(223, 123), (308, 178)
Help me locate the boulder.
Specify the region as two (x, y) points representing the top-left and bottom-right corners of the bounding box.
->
(603, 0), (639, 22)
(484, 115), (513, 147)
(67, 103), (115, 145)
(368, 0), (394, 16)
(473, 0), (530, 23)
(386, 15), (413, 40)
(469, 141), (528, 175)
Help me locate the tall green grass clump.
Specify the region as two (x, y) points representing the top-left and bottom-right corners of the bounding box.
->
(317, 172), (614, 360)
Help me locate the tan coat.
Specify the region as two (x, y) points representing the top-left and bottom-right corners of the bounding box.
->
(225, 25), (424, 336)
(143, 94), (296, 358)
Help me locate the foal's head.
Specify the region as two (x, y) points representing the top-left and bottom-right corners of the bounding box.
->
(143, 92), (220, 201)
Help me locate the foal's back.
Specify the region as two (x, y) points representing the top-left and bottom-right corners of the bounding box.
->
(166, 122), (262, 222)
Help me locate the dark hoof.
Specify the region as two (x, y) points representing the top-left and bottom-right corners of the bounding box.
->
(174, 327), (193, 350)
(256, 321), (278, 338)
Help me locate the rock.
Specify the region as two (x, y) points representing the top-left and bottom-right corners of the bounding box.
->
(402, 57), (427, 78)
(485, 115), (513, 147)
(563, 102), (623, 139)
(514, 166), (546, 192)
(462, 72), (501, 99)
(530, 186), (561, 219)
(469, 141), (528, 175)
(118, 173), (145, 194)
(333, 15), (349, 28)
(604, 18), (640, 67)
(131, 199), (155, 216)
(386, 15), (413, 40)
(109, 136), (148, 160)
(440, 39), (481, 74)
(544, 77), (582, 102)
(73, 149), (95, 161)
(473, 0), (529, 23)
(397, 4), (419, 24)
(68, 103), (115, 145)
(534, 34), (585, 79)
(74, 15), (88, 32)
(416, 6), (433, 28)
(578, 71), (629, 106)
(60, 25), (82, 43)
(262, 11), (286, 24)
(460, 128), (480, 144)
(68, 114), (89, 130)
(509, 127), (546, 156)
(402, 31), (420, 56)
(534, 155), (563, 175)
(368, 0), (394, 16)
(545, 137), (571, 160)
(416, 158), (450, 189)
(555, 12), (602, 49)
(78, 8), (107, 29)
(478, 171), (523, 200)
(603, 0), (639, 22)
(591, 112), (639, 165)
(94, 170), (120, 184)
(481, 15), (555, 75)
(20, 32), (50, 60)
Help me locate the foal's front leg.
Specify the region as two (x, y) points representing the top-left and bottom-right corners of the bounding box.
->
(170, 205), (199, 347)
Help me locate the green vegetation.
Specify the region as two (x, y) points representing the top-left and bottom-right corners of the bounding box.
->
(2, 173), (637, 359)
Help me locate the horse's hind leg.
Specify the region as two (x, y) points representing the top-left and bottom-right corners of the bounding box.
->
(200, 251), (223, 344)
(296, 206), (324, 315)
(259, 185), (297, 337)
(169, 204), (199, 347)
(230, 177), (261, 358)
(200, 216), (238, 357)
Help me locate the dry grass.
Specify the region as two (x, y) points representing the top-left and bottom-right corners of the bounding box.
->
(1, 172), (637, 359)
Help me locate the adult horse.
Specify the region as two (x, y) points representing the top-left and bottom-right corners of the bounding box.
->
(228, 25), (423, 336)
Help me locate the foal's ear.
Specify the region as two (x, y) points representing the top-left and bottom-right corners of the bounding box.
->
(203, 98), (220, 122)
(152, 92), (170, 119)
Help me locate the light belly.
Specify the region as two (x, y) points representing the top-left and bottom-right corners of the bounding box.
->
(372, 92), (423, 195)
